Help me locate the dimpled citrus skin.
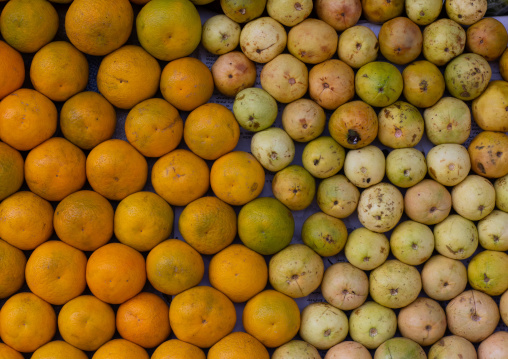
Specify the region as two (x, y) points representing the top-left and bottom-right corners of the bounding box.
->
(136, 0), (202, 61)
(65, 0), (133, 56)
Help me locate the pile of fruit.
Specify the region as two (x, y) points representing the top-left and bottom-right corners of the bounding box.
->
(0, 0), (508, 357)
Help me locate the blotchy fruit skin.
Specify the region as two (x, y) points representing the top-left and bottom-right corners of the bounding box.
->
(467, 250), (508, 296)
(377, 101), (424, 149)
(468, 131), (508, 179)
(446, 0), (487, 25)
(328, 100), (378, 150)
(357, 182), (404, 233)
(444, 53), (492, 101)
(266, 0), (313, 27)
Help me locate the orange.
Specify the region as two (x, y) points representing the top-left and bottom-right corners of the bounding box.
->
(237, 197), (295, 255)
(0, 191), (54, 250)
(0, 343), (23, 359)
(208, 331), (270, 359)
(86, 139), (148, 201)
(0, 0), (58, 53)
(151, 149), (210, 206)
(210, 151), (266, 206)
(146, 239), (204, 295)
(184, 103), (240, 160)
(0, 141), (24, 201)
(31, 341), (88, 359)
(114, 191), (174, 252)
(0, 238), (26, 299)
(25, 240), (87, 305)
(58, 295), (116, 352)
(92, 339), (149, 359)
(169, 286), (237, 348)
(160, 57), (214, 112)
(136, 0), (202, 61)
(65, 0), (133, 56)
(24, 137), (86, 201)
(243, 289), (301, 348)
(151, 339), (206, 359)
(116, 292), (171, 348)
(178, 196), (236, 255)
(209, 244), (268, 303)
(53, 190), (114, 251)
(131, 0), (151, 4)
(0, 292), (56, 353)
(124, 98), (183, 157)
(60, 91), (117, 150)
(0, 40), (24, 99)
(86, 242), (146, 304)
(30, 41), (88, 102)
(0, 88), (57, 151)
(96, 45), (161, 109)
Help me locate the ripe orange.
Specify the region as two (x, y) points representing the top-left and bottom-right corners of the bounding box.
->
(0, 292), (56, 353)
(58, 295), (116, 352)
(146, 239), (204, 295)
(178, 196), (237, 255)
(0, 343), (23, 359)
(60, 91), (117, 150)
(184, 103), (240, 160)
(86, 242), (146, 304)
(125, 98), (183, 157)
(65, 0), (133, 56)
(53, 190), (114, 252)
(0, 238), (26, 299)
(96, 45), (161, 109)
(92, 339), (149, 359)
(0, 88), (57, 151)
(243, 289), (301, 348)
(169, 286), (237, 348)
(114, 191), (174, 252)
(151, 149), (210, 206)
(25, 240), (87, 305)
(209, 244), (268, 303)
(0, 0), (58, 53)
(0, 191), (54, 250)
(136, 0), (202, 61)
(30, 41), (89, 102)
(0, 40), (24, 99)
(208, 332), (270, 359)
(160, 57), (214, 112)
(24, 137), (86, 202)
(116, 292), (171, 348)
(31, 341), (88, 359)
(151, 339), (206, 359)
(86, 139), (148, 201)
(210, 151), (266, 206)
(0, 141), (24, 201)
